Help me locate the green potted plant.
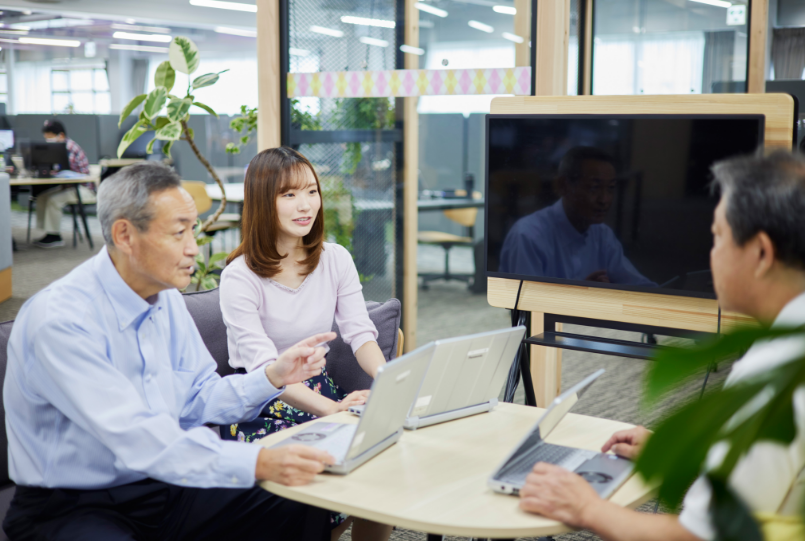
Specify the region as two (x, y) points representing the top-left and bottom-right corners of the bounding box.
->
(116, 36), (230, 289)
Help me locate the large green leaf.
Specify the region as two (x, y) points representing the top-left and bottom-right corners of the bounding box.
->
(192, 70), (229, 90)
(169, 36), (200, 75)
(154, 61), (176, 93)
(117, 120), (149, 158)
(167, 97), (193, 123)
(118, 94), (146, 127)
(155, 121), (183, 141)
(146, 137), (156, 154)
(192, 101), (218, 117)
(645, 326), (804, 405)
(143, 87), (168, 120)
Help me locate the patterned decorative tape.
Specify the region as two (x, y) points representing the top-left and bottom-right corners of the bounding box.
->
(287, 67), (532, 98)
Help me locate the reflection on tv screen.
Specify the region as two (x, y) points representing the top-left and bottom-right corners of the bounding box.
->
(485, 115), (764, 299)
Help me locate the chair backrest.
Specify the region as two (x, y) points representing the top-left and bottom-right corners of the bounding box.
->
(443, 207), (478, 228)
(0, 321), (13, 488)
(326, 298), (402, 393)
(182, 288), (234, 376)
(182, 181), (213, 215)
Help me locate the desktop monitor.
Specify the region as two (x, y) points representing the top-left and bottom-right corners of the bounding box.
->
(30, 142), (70, 178)
(485, 114), (765, 299)
(0, 130), (14, 151)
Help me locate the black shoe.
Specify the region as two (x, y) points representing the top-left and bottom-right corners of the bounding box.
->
(33, 234), (65, 248)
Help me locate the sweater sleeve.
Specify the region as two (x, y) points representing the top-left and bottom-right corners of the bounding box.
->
(219, 262), (280, 373)
(332, 245), (379, 355)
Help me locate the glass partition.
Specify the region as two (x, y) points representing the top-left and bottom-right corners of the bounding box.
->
(592, 0), (749, 95)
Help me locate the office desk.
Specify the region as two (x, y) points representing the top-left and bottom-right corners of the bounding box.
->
(10, 176), (98, 249)
(257, 402), (654, 539)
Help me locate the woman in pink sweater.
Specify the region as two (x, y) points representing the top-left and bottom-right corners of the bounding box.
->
(219, 148), (392, 539)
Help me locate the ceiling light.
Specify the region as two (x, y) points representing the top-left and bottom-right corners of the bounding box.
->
(188, 0), (257, 13)
(468, 20), (493, 33)
(415, 3), (448, 17)
(113, 32), (173, 43)
(359, 36), (389, 47)
(341, 16), (395, 28)
(290, 47), (310, 56)
(110, 44), (170, 53)
(19, 37), (81, 47)
(400, 44), (424, 55)
(689, 0), (731, 7)
(125, 18), (137, 24)
(310, 25), (344, 37)
(493, 5), (516, 14)
(502, 32), (523, 43)
(111, 23), (172, 34)
(0, 29), (28, 35)
(215, 26), (257, 37)
(419, 20), (435, 28)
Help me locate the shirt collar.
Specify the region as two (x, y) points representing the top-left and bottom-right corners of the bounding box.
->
(94, 246), (162, 330)
(549, 199), (588, 241)
(771, 291), (805, 329)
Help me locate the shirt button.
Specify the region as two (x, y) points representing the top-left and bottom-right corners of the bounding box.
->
(182, 478), (189, 484)
(231, 476), (238, 484)
(145, 374), (152, 382)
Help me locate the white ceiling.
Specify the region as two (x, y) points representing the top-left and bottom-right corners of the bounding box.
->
(0, 0), (257, 30)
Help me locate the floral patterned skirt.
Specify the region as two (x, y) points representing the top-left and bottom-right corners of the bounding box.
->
(223, 365), (348, 527)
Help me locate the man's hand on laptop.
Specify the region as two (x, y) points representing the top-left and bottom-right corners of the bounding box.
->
(256, 445), (335, 486)
(600, 426), (651, 460)
(265, 332), (336, 388)
(519, 462), (601, 529)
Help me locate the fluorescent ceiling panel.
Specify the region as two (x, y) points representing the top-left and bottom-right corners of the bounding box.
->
(188, 0), (257, 13)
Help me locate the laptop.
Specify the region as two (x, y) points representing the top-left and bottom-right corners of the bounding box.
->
(489, 369), (633, 498)
(270, 343), (434, 474)
(350, 326), (526, 430)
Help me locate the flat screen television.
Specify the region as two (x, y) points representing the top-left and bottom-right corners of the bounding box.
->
(485, 114), (765, 299)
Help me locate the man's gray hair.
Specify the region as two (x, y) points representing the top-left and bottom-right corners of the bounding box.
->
(97, 162), (182, 246)
(711, 150), (805, 269)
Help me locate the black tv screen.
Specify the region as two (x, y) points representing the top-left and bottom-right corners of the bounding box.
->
(485, 114), (765, 299)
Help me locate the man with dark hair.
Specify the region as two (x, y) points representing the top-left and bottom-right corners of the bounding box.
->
(4, 162), (339, 540)
(32, 119), (92, 248)
(499, 146), (653, 285)
(518, 150), (805, 541)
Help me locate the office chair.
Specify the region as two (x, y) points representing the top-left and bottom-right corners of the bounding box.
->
(417, 192), (480, 289)
(181, 181), (241, 253)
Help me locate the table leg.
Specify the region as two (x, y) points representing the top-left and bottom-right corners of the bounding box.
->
(73, 185), (93, 250)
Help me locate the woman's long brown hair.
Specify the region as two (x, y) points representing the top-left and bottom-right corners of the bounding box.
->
(226, 147), (324, 278)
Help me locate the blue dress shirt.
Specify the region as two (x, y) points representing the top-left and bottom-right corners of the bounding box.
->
(4, 247), (283, 489)
(499, 200), (655, 286)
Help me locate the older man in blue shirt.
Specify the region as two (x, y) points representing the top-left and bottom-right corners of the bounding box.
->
(3, 162), (337, 540)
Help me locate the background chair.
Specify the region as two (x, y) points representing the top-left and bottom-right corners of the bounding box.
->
(418, 192), (480, 289)
(181, 181), (241, 240)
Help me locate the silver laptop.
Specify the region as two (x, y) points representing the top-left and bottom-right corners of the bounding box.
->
(489, 369), (633, 498)
(350, 326), (526, 430)
(270, 343), (434, 474)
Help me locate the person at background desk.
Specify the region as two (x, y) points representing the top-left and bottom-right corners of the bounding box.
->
(32, 119), (92, 249)
(499, 146), (653, 286)
(519, 150), (805, 541)
(4, 162), (338, 540)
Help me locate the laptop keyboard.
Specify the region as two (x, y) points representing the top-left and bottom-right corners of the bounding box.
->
(498, 442), (581, 481)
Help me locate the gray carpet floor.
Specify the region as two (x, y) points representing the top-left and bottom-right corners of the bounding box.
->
(1, 211), (729, 540)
